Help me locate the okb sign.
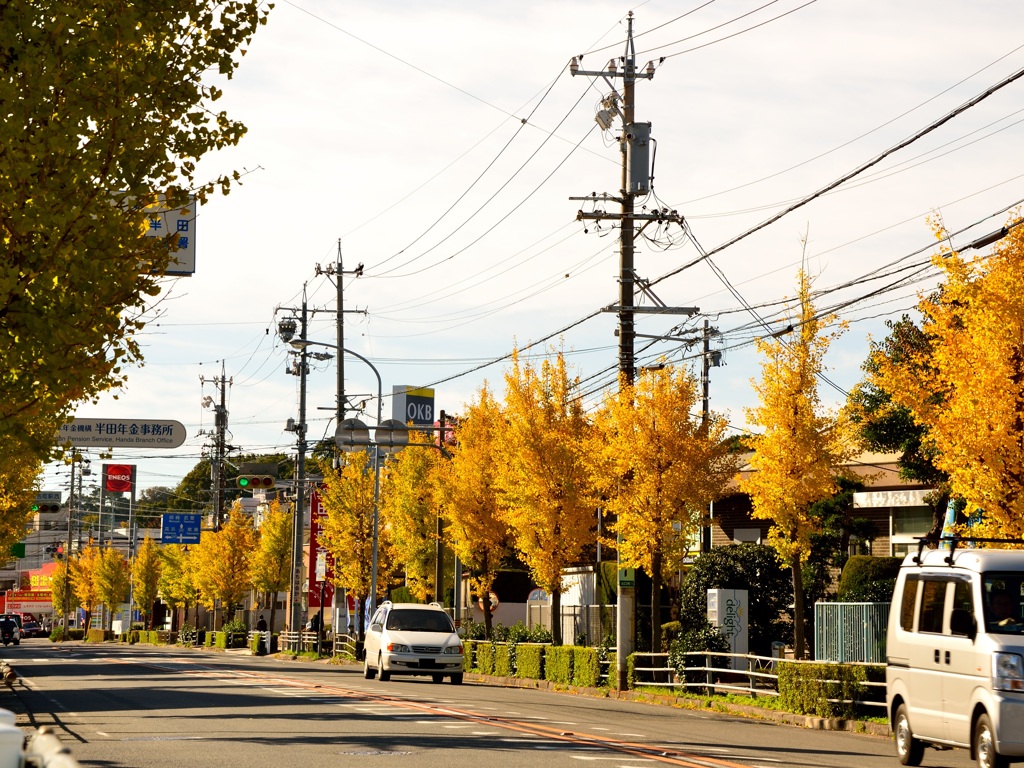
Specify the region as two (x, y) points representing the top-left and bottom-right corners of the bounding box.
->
(391, 386), (434, 427)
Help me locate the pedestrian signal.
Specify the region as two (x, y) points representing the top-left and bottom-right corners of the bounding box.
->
(236, 475), (275, 490)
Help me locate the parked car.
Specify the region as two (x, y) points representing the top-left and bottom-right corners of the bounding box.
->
(363, 601), (463, 684)
(19, 620), (41, 638)
(886, 542), (1024, 767)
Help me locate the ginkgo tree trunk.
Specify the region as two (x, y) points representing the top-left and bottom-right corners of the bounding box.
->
(596, 365), (740, 652)
(742, 270), (851, 659)
(496, 351), (598, 646)
(871, 215), (1024, 536)
(436, 384), (512, 639)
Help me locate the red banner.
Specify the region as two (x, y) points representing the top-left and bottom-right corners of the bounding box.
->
(103, 464), (135, 493)
(307, 488), (335, 609)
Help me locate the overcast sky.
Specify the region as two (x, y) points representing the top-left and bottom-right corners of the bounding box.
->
(44, 0), (1024, 500)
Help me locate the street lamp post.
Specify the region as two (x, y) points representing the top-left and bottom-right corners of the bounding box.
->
(288, 339), (402, 624)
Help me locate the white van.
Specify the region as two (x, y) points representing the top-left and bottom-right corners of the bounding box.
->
(886, 544), (1024, 768)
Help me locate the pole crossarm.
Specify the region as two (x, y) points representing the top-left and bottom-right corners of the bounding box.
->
(577, 211), (682, 223)
(602, 305), (699, 315)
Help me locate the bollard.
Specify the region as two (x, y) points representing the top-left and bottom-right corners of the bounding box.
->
(24, 726), (84, 767)
(0, 662), (17, 686)
(0, 722), (22, 768)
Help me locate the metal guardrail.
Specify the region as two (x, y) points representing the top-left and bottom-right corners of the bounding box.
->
(629, 651), (887, 709)
(278, 630), (333, 655)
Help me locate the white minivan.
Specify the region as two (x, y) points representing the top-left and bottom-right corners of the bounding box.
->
(886, 544), (1024, 768)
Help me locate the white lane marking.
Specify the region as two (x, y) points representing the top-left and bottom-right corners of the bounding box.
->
(471, 731), (502, 735)
(611, 732), (646, 737)
(96, 732), (110, 738)
(568, 757), (654, 762)
(442, 725), (472, 729)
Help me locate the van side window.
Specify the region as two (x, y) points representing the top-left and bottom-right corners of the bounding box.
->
(949, 579), (975, 637)
(900, 575), (919, 631)
(919, 579), (947, 634)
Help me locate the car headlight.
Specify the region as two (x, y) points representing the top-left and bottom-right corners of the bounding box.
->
(443, 644), (463, 655)
(387, 643), (411, 653)
(992, 652), (1024, 691)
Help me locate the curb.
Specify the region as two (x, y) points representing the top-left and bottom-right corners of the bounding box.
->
(463, 672), (892, 737)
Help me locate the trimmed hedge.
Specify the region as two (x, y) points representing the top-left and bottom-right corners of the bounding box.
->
(572, 647), (601, 688)
(463, 640), (477, 671)
(204, 630), (214, 648)
(476, 642), (495, 674)
(838, 555), (902, 602)
(86, 629), (111, 643)
(777, 661), (869, 718)
(544, 646), (574, 684)
(494, 643), (513, 677)
(516, 644), (544, 680)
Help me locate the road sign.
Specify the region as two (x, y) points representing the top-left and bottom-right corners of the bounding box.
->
(58, 419), (186, 448)
(161, 513), (202, 545)
(618, 568), (636, 588)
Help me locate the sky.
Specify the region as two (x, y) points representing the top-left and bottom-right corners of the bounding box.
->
(42, 0), (1024, 501)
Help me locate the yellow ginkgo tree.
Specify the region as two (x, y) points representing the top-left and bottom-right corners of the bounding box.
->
(380, 432), (445, 602)
(132, 536), (163, 630)
(872, 215), (1024, 536)
(319, 451), (391, 639)
(596, 365), (740, 651)
(192, 504), (255, 627)
(742, 270), (852, 659)
(248, 499), (292, 634)
(496, 351), (598, 646)
(437, 385), (512, 639)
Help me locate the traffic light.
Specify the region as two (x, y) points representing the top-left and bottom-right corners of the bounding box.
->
(236, 475), (275, 490)
(31, 502), (61, 513)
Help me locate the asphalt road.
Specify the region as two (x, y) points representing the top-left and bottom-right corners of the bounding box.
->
(0, 639), (977, 768)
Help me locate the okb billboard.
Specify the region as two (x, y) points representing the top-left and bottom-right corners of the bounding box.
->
(391, 386), (434, 427)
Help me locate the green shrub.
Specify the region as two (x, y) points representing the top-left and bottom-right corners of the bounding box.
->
(606, 651), (617, 688)
(572, 647), (601, 688)
(626, 652), (636, 689)
(660, 621), (682, 652)
(204, 630), (214, 648)
(476, 642), (495, 674)
(494, 643), (513, 677)
(50, 627), (85, 642)
(679, 543), (793, 654)
(460, 619), (486, 640)
(544, 646), (574, 684)
(837, 555), (902, 602)
(516, 644), (544, 679)
(777, 661), (867, 718)
(222, 619), (247, 634)
(85, 628), (108, 643)
(667, 622), (731, 689)
(214, 631), (228, 649)
(462, 640), (477, 671)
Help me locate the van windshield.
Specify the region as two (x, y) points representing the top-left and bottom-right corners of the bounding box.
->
(983, 574), (1024, 634)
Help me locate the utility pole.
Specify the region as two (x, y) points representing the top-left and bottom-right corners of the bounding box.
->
(200, 363), (230, 531)
(569, 13), (693, 690)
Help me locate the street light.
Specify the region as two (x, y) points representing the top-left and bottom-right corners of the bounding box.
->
(288, 339), (406, 624)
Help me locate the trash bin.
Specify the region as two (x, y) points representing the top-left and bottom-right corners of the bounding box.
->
(771, 641), (786, 659)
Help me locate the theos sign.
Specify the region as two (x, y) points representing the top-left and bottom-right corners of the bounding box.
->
(391, 386), (435, 427)
(103, 464), (135, 493)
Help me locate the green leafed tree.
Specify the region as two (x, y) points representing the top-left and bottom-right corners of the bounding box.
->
(0, 1), (272, 528)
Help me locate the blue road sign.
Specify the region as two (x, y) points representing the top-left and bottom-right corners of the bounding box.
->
(161, 513), (202, 545)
